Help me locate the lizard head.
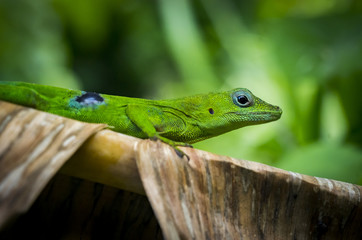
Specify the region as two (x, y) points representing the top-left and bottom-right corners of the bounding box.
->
(168, 88), (282, 143)
(194, 88), (282, 137)
(227, 88), (282, 125)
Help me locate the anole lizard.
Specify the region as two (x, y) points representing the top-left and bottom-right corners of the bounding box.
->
(0, 81), (282, 157)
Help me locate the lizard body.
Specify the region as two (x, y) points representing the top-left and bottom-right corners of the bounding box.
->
(0, 81), (282, 148)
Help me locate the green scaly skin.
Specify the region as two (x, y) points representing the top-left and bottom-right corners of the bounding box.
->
(0, 81), (282, 158)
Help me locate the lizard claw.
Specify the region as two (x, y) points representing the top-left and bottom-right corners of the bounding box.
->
(184, 143), (193, 148)
(174, 147), (190, 161)
(149, 135), (190, 160)
(150, 136), (159, 141)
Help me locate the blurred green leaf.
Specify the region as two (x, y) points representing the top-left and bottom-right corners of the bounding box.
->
(0, 0), (79, 89)
(276, 142), (362, 184)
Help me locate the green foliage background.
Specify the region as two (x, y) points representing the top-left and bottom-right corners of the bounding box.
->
(0, 0), (361, 184)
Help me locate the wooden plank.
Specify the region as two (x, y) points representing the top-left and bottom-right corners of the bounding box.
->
(0, 101), (104, 227)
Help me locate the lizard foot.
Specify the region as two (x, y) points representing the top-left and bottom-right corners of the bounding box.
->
(149, 135), (191, 160)
(174, 147), (190, 161)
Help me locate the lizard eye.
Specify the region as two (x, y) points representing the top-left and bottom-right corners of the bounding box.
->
(232, 91), (253, 107)
(237, 95), (249, 105)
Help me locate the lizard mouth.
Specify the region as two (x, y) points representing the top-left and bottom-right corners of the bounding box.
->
(250, 112), (282, 121)
(229, 110), (282, 122)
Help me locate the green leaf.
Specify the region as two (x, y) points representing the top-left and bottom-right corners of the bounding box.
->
(276, 142), (362, 184)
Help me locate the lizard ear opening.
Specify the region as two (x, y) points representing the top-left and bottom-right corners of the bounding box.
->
(232, 90), (254, 108)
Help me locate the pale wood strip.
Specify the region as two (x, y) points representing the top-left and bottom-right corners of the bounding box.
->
(60, 130), (145, 195)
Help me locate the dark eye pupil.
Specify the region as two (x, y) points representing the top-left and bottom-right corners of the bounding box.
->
(237, 95), (249, 105)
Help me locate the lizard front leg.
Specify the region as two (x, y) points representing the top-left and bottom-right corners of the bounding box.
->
(125, 104), (191, 159)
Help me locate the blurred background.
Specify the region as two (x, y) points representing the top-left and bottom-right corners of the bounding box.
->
(0, 0), (361, 184)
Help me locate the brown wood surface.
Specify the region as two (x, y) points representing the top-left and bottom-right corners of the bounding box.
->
(0, 101), (104, 227)
(136, 139), (362, 240)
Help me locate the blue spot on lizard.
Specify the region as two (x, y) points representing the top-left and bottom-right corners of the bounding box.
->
(69, 91), (105, 109)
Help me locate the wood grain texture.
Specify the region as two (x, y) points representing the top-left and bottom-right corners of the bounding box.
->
(1, 101), (361, 239)
(136, 140), (362, 240)
(0, 101), (104, 228)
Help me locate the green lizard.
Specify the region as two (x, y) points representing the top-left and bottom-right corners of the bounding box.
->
(0, 81), (282, 157)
